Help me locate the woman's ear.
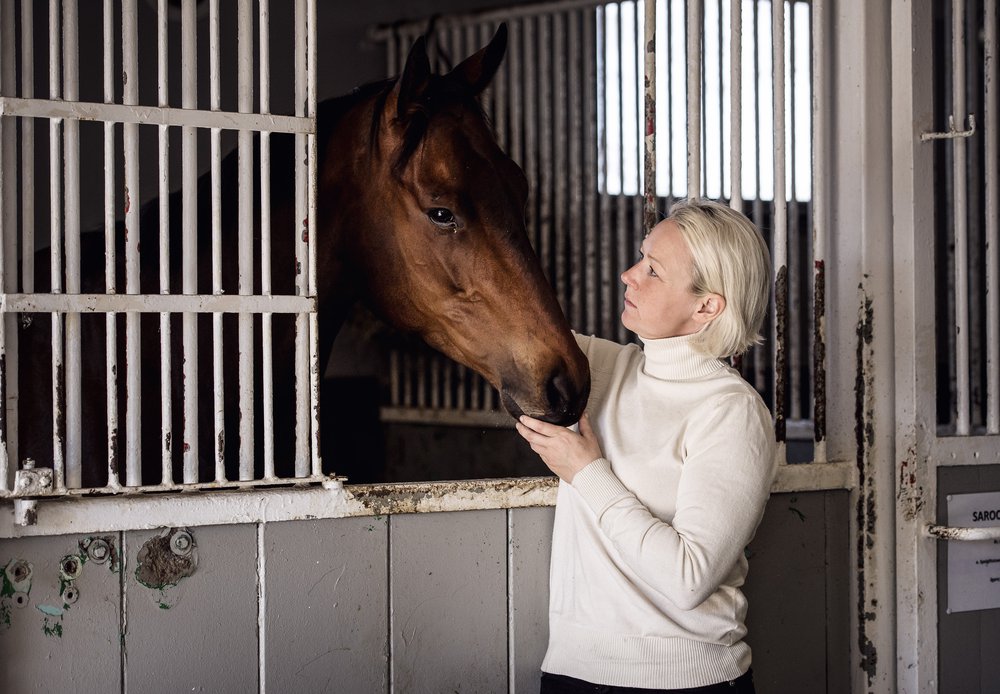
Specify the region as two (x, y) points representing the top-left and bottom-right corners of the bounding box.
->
(692, 293), (726, 326)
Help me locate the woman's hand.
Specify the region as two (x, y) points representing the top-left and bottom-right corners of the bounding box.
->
(515, 413), (604, 484)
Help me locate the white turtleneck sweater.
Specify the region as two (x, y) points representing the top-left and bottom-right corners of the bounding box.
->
(541, 332), (776, 689)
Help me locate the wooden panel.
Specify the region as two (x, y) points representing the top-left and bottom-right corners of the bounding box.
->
(744, 490), (849, 692)
(390, 510), (507, 693)
(509, 505), (554, 693)
(937, 464), (1000, 694)
(124, 524), (258, 693)
(264, 516), (388, 692)
(0, 533), (122, 692)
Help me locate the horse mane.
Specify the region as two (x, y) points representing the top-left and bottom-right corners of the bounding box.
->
(318, 75), (491, 179)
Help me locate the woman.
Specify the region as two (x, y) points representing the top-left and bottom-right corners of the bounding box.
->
(516, 197), (776, 693)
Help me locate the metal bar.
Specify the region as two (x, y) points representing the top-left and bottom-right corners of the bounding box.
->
(787, 4), (801, 424)
(63, 0), (82, 489)
(103, 0), (118, 488)
(729, 0), (742, 213)
(539, 13), (553, 346)
(158, 0), (173, 486)
(0, 97), (313, 134)
(1, 294), (314, 314)
(924, 524), (1000, 542)
(985, 0), (998, 434)
(0, 0), (12, 491)
(210, 0), (224, 482)
(20, 1), (34, 296)
(615, 3), (627, 344)
(643, 0), (656, 234)
(294, 0), (309, 475)
(583, 8), (597, 335)
(181, 0), (198, 482)
(238, 0), (254, 481)
(308, 0), (321, 476)
(772, 0), (788, 443)
(953, 0), (970, 435)
(687, 0), (703, 196)
(50, 0), (65, 491)
(751, 1), (765, 393)
(597, 6), (612, 338)
(553, 13), (568, 320)
(260, 0), (275, 478)
(812, 0), (827, 457)
(568, 9), (583, 330)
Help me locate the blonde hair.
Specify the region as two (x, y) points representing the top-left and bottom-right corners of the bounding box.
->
(667, 197), (771, 358)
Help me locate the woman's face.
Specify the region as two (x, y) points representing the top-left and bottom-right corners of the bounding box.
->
(620, 220), (704, 340)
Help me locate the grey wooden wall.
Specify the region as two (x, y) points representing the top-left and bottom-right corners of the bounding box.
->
(0, 491), (848, 693)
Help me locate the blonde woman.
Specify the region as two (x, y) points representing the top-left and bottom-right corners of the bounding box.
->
(517, 198), (776, 694)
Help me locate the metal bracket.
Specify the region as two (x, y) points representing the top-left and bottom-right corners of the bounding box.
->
(920, 113), (977, 141)
(13, 460), (54, 497)
(923, 523), (1000, 541)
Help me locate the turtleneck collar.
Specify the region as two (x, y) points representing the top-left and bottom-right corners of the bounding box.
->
(638, 332), (727, 380)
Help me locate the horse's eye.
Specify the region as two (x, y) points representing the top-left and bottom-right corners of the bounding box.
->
(427, 207), (458, 229)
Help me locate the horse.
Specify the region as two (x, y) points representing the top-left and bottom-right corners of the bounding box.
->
(14, 25), (591, 488)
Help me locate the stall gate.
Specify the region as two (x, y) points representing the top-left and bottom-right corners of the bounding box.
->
(0, 0), (995, 692)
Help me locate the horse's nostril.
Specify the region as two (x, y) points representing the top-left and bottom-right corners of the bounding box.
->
(546, 372), (573, 413)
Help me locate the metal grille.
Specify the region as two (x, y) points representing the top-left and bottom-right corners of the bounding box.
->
(0, 0), (321, 498)
(374, 0), (823, 455)
(931, 0), (999, 436)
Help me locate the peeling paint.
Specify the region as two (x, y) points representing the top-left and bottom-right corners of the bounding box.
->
(897, 445), (925, 522)
(344, 477), (558, 516)
(812, 260), (826, 442)
(135, 528), (198, 590)
(774, 265), (788, 442)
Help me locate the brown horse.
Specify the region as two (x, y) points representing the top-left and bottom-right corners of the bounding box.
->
(16, 25), (590, 488)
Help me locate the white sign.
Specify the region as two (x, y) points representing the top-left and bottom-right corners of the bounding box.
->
(947, 491), (1000, 614)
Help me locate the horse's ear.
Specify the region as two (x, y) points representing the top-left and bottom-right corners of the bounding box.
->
(395, 35), (432, 121)
(447, 23), (507, 96)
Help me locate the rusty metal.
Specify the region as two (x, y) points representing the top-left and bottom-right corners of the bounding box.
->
(923, 523), (1000, 541)
(774, 265), (788, 442)
(136, 528), (198, 589)
(14, 459), (53, 496)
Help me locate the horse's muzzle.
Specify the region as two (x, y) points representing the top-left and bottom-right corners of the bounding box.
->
(499, 365), (590, 427)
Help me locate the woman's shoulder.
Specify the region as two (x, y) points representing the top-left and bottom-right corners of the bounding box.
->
(573, 332), (641, 366)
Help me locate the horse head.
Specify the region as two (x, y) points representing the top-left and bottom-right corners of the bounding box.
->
(320, 25), (589, 425)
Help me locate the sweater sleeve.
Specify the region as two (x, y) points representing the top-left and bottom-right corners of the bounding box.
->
(571, 393), (776, 610)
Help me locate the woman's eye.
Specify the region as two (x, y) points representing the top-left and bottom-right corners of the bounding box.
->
(647, 266), (658, 278)
(427, 207), (457, 229)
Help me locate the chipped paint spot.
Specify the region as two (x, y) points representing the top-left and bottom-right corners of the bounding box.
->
(135, 529), (197, 590)
(897, 446), (925, 522)
(812, 260), (826, 442)
(36, 604), (63, 617)
(774, 265), (788, 442)
(345, 477), (557, 516)
(124, 185), (131, 214)
(42, 617), (63, 638)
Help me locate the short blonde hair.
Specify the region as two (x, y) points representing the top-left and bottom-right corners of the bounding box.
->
(667, 198), (771, 358)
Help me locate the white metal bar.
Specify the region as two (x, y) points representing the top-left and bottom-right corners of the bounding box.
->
(103, 0), (118, 488)
(0, 97), (313, 134)
(123, 0), (141, 487)
(238, 0), (254, 481)
(729, 0), (742, 213)
(158, 0), (172, 486)
(1, 294), (314, 315)
(308, 0), (321, 477)
(294, 0), (309, 476)
(924, 524), (1000, 542)
(209, 0), (225, 483)
(812, 0), (827, 461)
(772, 0), (788, 445)
(63, 0), (82, 489)
(0, 0), (12, 491)
(686, 0), (702, 196)
(182, 0), (198, 482)
(986, 0), (999, 434)
(953, 0), (970, 435)
(49, 0), (65, 491)
(19, 2), (33, 296)
(260, 0), (275, 479)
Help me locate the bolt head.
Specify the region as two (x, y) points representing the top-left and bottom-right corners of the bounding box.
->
(170, 530), (194, 556)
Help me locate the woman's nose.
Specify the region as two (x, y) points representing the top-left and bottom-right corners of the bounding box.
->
(621, 266), (636, 288)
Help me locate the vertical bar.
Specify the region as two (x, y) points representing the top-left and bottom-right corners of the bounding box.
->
(812, 0), (827, 457)
(124, 0), (142, 486)
(772, 0), (788, 443)
(952, 0), (970, 435)
(553, 13), (567, 319)
(643, 0), (656, 233)
(237, 0), (255, 481)
(583, 8), (598, 335)
(103, 0), (118, 487)
(158, 0), (173, 486)
(787, 4), (801, 423)
(181, 0), (199, 481)
(63, 0), (82, 489)
(597, 6), (613, 338)
(986, 0), (999, 434)
(539, 13), (554, 344)
(50, 0), (66, 490)
(687, 0), (703, 196)
(730, 0), (742, 212)
(615, 3), (627, 344)
(0, 0), (13, 490)
(307, 0), (321, 476)
(210, 0), (224, 482)
(568, 10), (583, 330)
(294, 0), (309, 475)
(752, 0), (766, 393)
(260, 0), (275, 477)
